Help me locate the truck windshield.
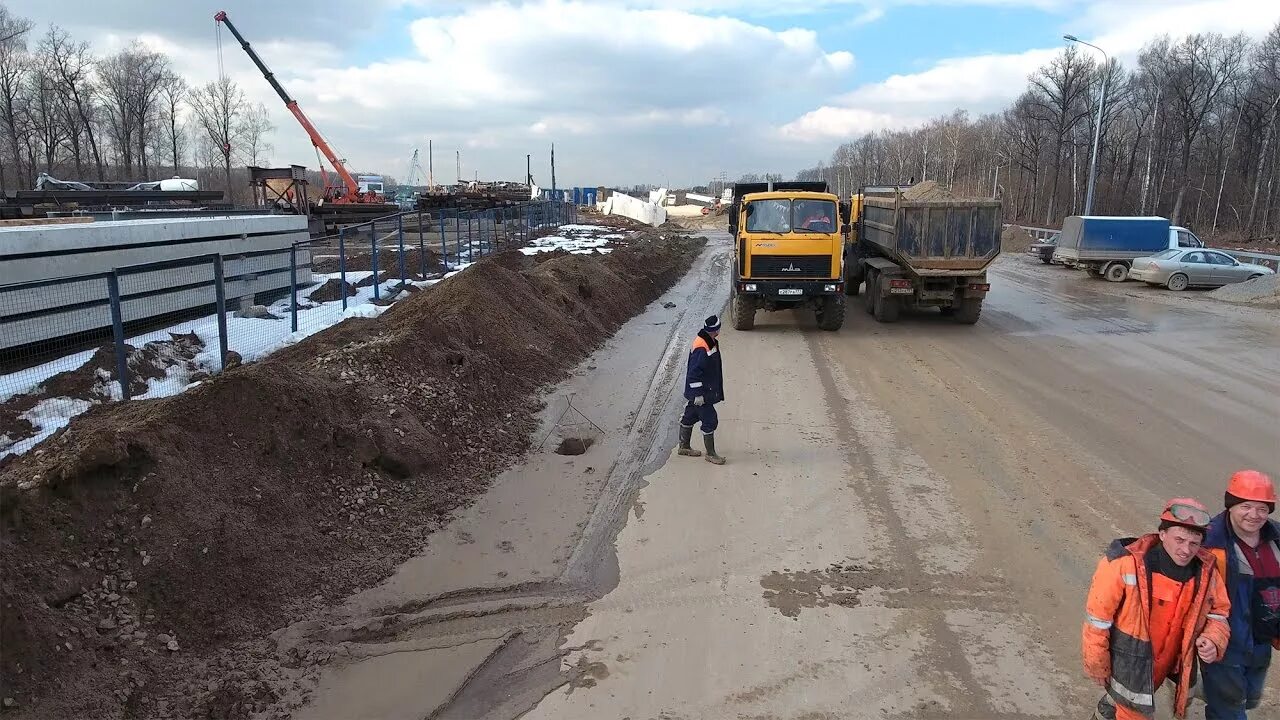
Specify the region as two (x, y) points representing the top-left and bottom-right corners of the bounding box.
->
(744, 199), (837, 234)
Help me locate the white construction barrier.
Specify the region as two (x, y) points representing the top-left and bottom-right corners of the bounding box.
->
(602, 193), (667, 227)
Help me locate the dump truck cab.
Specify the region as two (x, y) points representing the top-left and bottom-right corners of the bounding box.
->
(728, 182), (846, 331)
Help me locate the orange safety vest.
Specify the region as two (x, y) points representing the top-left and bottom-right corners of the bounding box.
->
(1082, 534), (1232, 718)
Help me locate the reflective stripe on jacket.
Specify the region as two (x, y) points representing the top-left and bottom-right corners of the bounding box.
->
(1082, 534), (1232, 718)
(684, 333), (724, 404)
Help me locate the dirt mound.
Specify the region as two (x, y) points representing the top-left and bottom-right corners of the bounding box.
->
(0, 234), (705, 720)
(306, 278), (358, 303)
(1, 334), (206, 461)
(1208, 273), (1280, 307)
(311, 247), (443, 277)
(901, 180), (950, 201)
(1001, 225), (1035, 253)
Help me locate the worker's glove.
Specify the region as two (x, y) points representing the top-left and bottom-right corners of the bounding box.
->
(693, 395), (705, 407)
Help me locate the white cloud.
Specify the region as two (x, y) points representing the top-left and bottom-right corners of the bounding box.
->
(778, 0), (1280, 145)
(779, 106), (922, 140)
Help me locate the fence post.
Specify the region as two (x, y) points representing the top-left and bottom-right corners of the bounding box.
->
(371, 221), (381, 302)
(106, 272), (131, 401)
(455, 208), (462, 262)
(439, 210), (449, 269)
(339, 228), (349, 311)
(289, 243), (299, 333)
(418, 209), (428, 278)
(397, 213), (407, 286)
(213, 255), (229, 371)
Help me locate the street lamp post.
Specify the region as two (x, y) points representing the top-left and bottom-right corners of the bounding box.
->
(1065, 34), (1108, 216)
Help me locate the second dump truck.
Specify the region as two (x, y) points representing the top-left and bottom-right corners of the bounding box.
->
(845, 185), (1002, 324)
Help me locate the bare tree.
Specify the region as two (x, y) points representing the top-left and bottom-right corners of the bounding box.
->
(237, 101), (274, 166)
(158, 72), (187, 175)
(1162, 32), (1249, 223)
(41, 26), (103, 180)
(97, 41), (170, 178)
(0, 5), (33, 190)
(1027, 45), (1096, 224)
(187, 76), (247, 196)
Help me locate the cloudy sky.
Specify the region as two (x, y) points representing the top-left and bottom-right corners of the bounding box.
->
(9, 0), (1280, 188)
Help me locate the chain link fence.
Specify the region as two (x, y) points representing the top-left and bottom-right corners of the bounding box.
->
(1, 200), (576, 460)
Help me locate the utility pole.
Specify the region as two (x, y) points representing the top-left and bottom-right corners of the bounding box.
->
(1065, 34), (1109, 216)
(550, 143), (556, 198)
(456, 150), (461, 185)
(527, 154), (532, 186)
(428, 140), (433, 189)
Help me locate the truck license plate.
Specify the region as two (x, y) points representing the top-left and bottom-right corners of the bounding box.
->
(778, 288), (803, 296)
(889, 287), (914, 295)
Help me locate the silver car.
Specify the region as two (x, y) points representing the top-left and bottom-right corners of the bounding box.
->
(1127, 248), (1275, 291)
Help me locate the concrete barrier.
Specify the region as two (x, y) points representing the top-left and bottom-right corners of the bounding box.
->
(1, 215), (310, 352)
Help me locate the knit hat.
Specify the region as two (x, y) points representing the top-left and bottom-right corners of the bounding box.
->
(704, 315), (722, 332)
(1225, 493), (1276, 514)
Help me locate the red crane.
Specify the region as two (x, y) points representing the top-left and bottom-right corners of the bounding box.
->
(214, 10), (382, 204)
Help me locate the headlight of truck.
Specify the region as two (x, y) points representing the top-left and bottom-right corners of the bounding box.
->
(824, 284), (837, 292)
(744, 283), (757, 292)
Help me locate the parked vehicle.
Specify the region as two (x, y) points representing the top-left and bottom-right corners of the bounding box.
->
(1029, 233), (1059, 264)
(1128, 248), (1276, 291)
(1052, 216), (1205, 282)
(845, 185), (1001, 324)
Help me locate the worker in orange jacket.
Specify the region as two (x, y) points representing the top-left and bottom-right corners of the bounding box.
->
(1083, 498), (1232, 720)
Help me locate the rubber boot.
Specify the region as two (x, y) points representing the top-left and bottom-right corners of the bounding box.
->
(677, 425), (701, 457)
(703, 432), (726, 465)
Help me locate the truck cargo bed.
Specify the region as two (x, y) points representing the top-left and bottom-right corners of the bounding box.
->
(861, 196), (1002, 273)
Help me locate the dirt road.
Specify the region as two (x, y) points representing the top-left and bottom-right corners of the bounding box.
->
(286, 234), (1279, 719)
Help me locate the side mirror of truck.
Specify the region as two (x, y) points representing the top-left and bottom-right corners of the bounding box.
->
(841, 223), (851, 235)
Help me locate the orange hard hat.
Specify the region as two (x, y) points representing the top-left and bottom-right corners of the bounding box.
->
(1226, 469), (1276, 505)
(1159, 497), (1212, 530)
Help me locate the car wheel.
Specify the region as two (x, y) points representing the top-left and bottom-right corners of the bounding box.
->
(1166, 273), (1189, 292)
(1248, 274), (1263, 281)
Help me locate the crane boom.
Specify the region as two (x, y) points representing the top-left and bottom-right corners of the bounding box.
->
(214, 10), (366, 201)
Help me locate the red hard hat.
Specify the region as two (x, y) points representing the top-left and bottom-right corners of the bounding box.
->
(1159, 497), (1212, 530)
(1226, 469), (1276, 504)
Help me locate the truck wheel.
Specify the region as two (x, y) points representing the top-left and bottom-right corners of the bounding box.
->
(1103, 262), (1129, 283)
(954, 298), (982, 324)
(817, 295), (846, 331)
(939, 307), (956, 316)
(844, 260), (861, 296)
(873, 287), (900, 323)
(732, 293), (756, 330)
(1166, 273), (1189, 292)
(864, 271), (878, 314)
(1040, 256), (1052, 264)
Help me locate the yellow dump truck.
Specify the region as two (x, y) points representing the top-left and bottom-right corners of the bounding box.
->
(728, 181), (846, 331)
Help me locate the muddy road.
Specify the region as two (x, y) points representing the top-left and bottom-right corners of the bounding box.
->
(285, 234), (1279, 719)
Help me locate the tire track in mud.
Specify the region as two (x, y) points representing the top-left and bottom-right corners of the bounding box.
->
(274, 235), (736, 720)
(801, 330), (1071, 718)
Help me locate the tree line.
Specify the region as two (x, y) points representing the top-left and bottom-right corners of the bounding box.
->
(0, 4), (274, 200)
(794, 23), (1280, 241)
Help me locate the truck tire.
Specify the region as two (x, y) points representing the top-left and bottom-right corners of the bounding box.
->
(872, 285), (900, 323)
(864, 270), (878, 314)
(1040, 255), (1052, 264)
(817, 295), (845, 331)
(1103, 262), (1129, 282)
(844, 260), (861, 296)
(954, 298), (982, 324)
(732, 293), (756, 330)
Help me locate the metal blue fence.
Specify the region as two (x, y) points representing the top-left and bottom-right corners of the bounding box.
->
(0, 199), (575, 459)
